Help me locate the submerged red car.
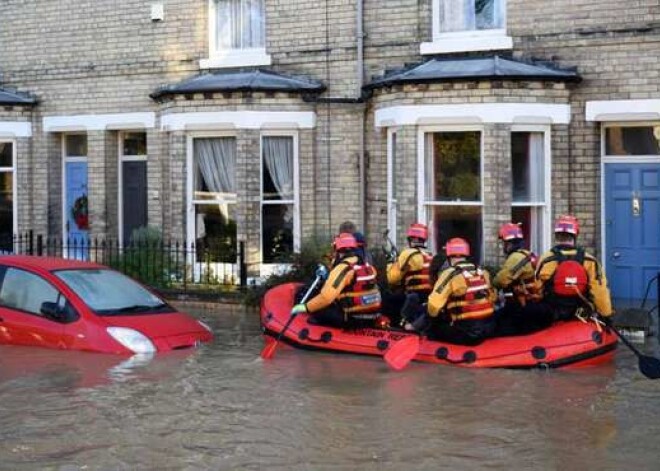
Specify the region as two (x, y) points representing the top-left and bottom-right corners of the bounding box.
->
(0, 256), (213, 354)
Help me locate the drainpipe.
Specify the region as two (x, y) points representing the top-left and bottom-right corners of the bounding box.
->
(357, 0), (366, 232)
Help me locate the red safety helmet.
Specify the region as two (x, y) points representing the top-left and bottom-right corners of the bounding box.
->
(406, 223), (429, 241)
(333, 232), (358, 251)
(445, 238), (470, 257)
(554, 215), (580, 236)
(498, 223), (524, 241)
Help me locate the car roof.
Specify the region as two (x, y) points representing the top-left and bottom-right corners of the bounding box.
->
(0, 255), (105, 272)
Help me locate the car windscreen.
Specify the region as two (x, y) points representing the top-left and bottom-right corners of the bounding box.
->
(54, 269), (171, 315)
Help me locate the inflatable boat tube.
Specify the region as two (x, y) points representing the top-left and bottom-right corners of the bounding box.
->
(261, 283), (617, 369)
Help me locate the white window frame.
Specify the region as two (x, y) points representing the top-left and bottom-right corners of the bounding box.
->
(61, 133), (88, 243)
(387, 128), (398, 246)
(260, 131), (300, 278)
(510, 125), (553, 254)
(417, 125), (485, 259)
(186, 132), (239, 279)
(0, 139), (17, 249)
(599, 122), (660, 260)
(421, 0), (513, 55)
(118, 131), (148, 248)
(201, 0), (272, 69)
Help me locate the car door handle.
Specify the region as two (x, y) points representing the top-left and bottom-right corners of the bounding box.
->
(612, 252), (621, 259)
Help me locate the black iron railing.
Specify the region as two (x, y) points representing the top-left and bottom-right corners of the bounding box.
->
(4, 232), (248, 292)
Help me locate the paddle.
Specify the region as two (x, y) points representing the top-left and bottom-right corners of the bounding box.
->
(597, 317), (660, 380)
(384, 335), (420, 371)
(261, 265), (328, 360)
(574, 287), (660, 380)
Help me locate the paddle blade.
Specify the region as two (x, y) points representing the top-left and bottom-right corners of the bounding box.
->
(384, 336), (420, 371)
(638, 355), (660, 380)
(260, 336), (279, 360)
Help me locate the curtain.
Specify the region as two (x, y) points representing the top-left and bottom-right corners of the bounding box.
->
(194, 137), (236, 197)
(216, 0), (265, 50)
(441, 0), (472, 32)
(263, 136), (294, 200)
(529, 133), (545, 202)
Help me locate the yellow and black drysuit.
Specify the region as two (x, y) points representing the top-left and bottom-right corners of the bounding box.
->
(387, 247), (434, 301)
(303, 255), (382, 328)
(536, 245), (613, 321)
(493, 249), (551, 336)
(424, 261), (497, 345)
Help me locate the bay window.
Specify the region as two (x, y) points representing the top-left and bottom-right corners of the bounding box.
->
(261, 134), (298, 264)
(423, 130), (483, 262)
(510, 131), (550, 254)
(191, 137), (238, 264)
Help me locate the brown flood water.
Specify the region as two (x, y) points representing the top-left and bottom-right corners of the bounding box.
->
(0, 304), (659, 471)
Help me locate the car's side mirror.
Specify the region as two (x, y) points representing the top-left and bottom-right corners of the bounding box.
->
(41, 301), (65, 320)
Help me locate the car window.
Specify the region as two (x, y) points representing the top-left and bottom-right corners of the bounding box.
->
(0, 267), (60, 316)
(54, 269), (169, 315)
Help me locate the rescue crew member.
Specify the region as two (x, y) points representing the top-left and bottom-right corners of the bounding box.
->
(291, 233), (382, 328)
(493, 223), (550, 336)
(536, 215), (613, 321)
(387, 223), (434, 303)
(421, 238), (497, 346)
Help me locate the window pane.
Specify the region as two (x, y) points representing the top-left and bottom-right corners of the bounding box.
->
(440, 0), (503, 32)
(0, 142), (12, 167)
(216, 0), (265, 50)
(193, 137), (237, 201)
(65, 134), (87, 157)
(122, 132), (147, 156)
(475, 0), (500, 30)
(0, 172), (13, 251)
(605, 126), (660, 156)
(0, 268), (59, 316)
(262, 204), (294, 263)
(194, 203), (237, 263)
(262, 136), (294, 201)
(426, 131), (481, 202)
(512, 132), (545, 202)
(512, 206), (544, 254)
(56, 269), (165, 314)
(429, 205), (483, 263)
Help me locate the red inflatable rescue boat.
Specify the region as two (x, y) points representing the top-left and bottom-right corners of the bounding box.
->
(261, 283), (617, 369)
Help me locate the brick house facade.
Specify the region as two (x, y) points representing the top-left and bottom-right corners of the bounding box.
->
(1, 1), (659, 300)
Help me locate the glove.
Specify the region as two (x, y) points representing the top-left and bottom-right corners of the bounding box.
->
(291, 304), (308, 315)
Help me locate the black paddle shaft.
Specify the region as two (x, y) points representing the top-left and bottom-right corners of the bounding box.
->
(608, 324), (660, 380)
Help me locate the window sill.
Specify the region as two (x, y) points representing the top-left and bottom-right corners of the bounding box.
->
(421, 30), (513, 55)
(200, 49), (272, 69)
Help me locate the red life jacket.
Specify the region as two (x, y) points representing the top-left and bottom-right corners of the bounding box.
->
(443, 264), (494, 323)
(402, 249), (433, 295)
(337, 261), (382, 318)
(547, 247), (589, 298)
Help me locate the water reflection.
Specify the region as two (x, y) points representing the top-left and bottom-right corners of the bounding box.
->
(0, 306), (658, 471)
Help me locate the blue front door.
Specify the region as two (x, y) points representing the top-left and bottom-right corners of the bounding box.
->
(65, 161), (89, 251)
(605, 164), (660, 303)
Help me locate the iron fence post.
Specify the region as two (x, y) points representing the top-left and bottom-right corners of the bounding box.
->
(239, 241), (247, 288)
(36, 235), (43, 256)
(28, 230), (34, 256)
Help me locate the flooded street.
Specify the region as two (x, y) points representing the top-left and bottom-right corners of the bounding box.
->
(1, 304), (659, 471)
